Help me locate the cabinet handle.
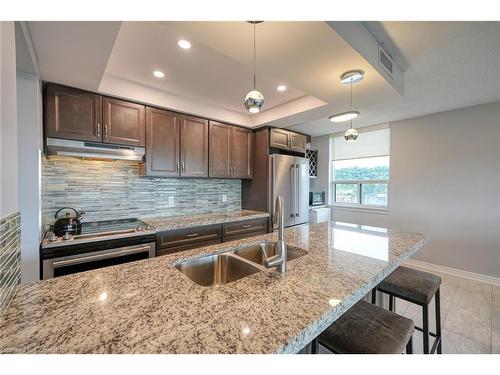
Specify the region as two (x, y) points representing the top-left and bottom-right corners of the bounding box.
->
(186, 233), (199, 238)
(97, 123), (101, 138)
(104, 124), (108, 139)
(241, 224), (251, 229)
(176, 161), (180, 172)
(181, 162), (185, 172)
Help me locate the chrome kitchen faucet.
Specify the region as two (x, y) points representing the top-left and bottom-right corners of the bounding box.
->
(264, 195), (288, 273)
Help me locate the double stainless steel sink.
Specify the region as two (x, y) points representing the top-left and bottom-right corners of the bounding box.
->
(175, 241), (307, 287)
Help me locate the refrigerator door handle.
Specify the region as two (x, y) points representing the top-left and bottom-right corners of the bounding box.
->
(290, 164), (295, 217)
(295, 164), (300, 217)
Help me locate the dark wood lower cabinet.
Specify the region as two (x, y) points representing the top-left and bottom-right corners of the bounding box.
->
(155, 218), (269, 256)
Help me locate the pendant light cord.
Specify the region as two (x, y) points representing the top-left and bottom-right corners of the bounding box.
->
(253, 21), (256, 90)
(349, 80), (353, 129)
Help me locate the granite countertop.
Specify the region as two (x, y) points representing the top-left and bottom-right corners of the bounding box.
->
(0, 222), (429, 354)
(142, 209), (270, 231)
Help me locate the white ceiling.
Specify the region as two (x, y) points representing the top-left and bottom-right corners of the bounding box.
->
(27, 21), (500, 135)
(289, 21), (500, 136)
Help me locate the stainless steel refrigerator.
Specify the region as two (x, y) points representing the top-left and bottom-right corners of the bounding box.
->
(269, 154), (309, 228)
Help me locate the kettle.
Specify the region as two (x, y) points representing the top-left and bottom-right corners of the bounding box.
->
(53, 207), (84, 236)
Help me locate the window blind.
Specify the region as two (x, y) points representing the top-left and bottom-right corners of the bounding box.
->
(332, 127), (390, 160)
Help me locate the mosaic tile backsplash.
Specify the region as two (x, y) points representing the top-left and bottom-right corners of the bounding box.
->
(0, 212), (21, 317)
(41, 155), (242, 227)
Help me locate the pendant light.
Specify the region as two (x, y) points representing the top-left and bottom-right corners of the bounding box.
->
(244, 21), (264, 113)
(344, 78), (359, 142)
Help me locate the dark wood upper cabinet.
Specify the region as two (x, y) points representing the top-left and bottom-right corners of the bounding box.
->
(209, 121), (252, 179)
(142, 107), (180, 177)
(45, 83), (102, 142)
(102, 97), (145, 146)
(180, 115), (209, 177)
(232, 127), (252, 179)
(269, 128), (291, 150)
(289, 132), (307, 153)
(209, 121), (232, 178)
(269, 128), (306, 153)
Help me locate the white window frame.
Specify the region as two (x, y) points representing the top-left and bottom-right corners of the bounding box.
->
(331, 156), (390, 211)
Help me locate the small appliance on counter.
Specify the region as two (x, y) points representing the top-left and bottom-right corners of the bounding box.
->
(309, 191), (326, 207)
(41, 217), (156, 280)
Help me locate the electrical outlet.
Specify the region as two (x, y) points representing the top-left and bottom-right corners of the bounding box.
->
(168, 196), (175, 205)
(221, 194), (227, 203)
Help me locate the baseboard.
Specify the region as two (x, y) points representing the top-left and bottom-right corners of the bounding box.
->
(403, 258), (500, 287)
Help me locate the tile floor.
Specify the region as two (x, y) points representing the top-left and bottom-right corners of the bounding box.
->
(319, 270), (500, 354)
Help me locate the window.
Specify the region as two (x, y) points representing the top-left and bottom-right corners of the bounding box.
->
(331, 126), (390, 208)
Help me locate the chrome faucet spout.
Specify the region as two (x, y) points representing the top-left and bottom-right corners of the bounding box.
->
(265, 195), (287, 273)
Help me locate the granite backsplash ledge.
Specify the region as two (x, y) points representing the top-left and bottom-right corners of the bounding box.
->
(41, 155), (241, 226)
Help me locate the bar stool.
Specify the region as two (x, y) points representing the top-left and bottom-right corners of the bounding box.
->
(372, 266), (442, 354)
(311, 300), (415, 354)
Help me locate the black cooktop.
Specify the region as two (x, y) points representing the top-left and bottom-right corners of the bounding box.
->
(75, 218), (151, 238)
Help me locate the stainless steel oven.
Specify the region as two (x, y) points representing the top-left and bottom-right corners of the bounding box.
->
(42, 242), (155, 279)
(40, 218), (156, 280)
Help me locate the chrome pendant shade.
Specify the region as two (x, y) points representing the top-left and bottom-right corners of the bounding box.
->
(245, 89), (265, 113)
(344, 128), (359, 142)
(244, 21), (264, 113)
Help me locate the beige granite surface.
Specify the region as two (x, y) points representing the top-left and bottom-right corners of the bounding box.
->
(142, 209), (270, 231)
(0, 222), (428, 354)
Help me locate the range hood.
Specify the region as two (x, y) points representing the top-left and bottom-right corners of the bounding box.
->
(46, 138), (145, 161)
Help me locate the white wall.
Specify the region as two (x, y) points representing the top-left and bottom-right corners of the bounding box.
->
(17, 74), (42, 282)
(15, 22), (43, 283)
(0, 21), (18, 218)
(330, 102), (500, 278)
(309, 134), (331, 200)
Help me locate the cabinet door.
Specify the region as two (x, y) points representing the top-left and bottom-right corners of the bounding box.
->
(180, 115), (209, 177)
(232, 127), (253, 179)
(144, 107), (180, 177)
(102, 97), (145, 146)
(45, 83), (102, 142)
(269, 128), (290, 150)
(209, 121), (232, 178)
(289, 132), (307, 153)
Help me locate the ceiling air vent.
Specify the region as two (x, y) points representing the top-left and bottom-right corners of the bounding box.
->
(378, 45), (394, 78)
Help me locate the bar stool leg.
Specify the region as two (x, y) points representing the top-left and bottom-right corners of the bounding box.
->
(389, 295), (394, 312)
(422, 304), (430, 354)
(310, 338), (318, 354)
(406, 336), (413, 354)
(371, 288), (377, 304)
(435, 288), (442, 354)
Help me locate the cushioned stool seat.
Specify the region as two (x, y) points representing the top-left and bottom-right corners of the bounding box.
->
(377, 266), (441, 304)
(318, 300), (414, 354)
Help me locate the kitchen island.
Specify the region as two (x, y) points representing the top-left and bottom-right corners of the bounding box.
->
(0, 222), (428, 353)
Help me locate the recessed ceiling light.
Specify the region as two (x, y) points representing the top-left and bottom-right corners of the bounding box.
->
(328, 111), (360, 123)
(153, 70), (165, 78)
(178, 40), (191, 49)
(340, 69), (365, 84)
(276, 85), (287, 92)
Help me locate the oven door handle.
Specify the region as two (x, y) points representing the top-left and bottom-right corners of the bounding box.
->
(52, 245), (152, 268)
